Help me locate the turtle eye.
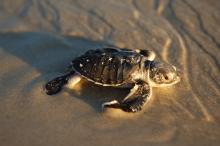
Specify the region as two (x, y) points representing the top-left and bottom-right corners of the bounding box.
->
(164, 73), (174, 81)
(164, 75), (169, 80)
(155, 71), (160, 75)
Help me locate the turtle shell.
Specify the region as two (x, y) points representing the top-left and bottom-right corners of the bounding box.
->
(71, 47), (143, 86)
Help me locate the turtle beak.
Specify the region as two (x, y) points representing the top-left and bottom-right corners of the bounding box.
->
(172, 65), (181, 83)
(175, 75), (181, 83)
(172, 65), (177, 71)
(176, 69), (181, 83)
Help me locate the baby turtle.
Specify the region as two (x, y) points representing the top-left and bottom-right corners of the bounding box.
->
(45, 47), (180, 112)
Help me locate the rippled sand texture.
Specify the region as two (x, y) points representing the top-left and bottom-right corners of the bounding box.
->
(0, 0), (220, 146)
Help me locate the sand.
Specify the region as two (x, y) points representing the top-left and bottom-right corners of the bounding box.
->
(0, 0), (220, 146)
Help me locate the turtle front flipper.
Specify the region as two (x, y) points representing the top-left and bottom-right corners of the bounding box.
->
(135, 49), (155, 61)
(45, 71), (76, 95)
(103, 82), (151, 112)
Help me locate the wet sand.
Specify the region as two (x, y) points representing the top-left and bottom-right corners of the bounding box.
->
(0, 0), (220, 146)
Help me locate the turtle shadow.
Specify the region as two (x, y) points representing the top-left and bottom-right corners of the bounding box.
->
(0, 31), (125, 112)
(65, 80), (130, 112)
(0, 32), (112, 75)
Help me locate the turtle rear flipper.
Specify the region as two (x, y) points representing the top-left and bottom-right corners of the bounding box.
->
(103, 82), (151, 112)
(45, 71), (76, 95)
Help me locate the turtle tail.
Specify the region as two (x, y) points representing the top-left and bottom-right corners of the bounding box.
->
(45, 71), (75, 95)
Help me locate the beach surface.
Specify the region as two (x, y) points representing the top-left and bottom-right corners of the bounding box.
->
(0, 0), (220, 146)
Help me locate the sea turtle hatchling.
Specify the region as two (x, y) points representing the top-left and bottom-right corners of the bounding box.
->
(45, 47), (180, 112)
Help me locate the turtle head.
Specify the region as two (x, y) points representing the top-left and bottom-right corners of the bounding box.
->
(148, 61), (180, 87)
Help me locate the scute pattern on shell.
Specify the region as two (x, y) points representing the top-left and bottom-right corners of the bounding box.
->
(71, 48), (143, 86)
